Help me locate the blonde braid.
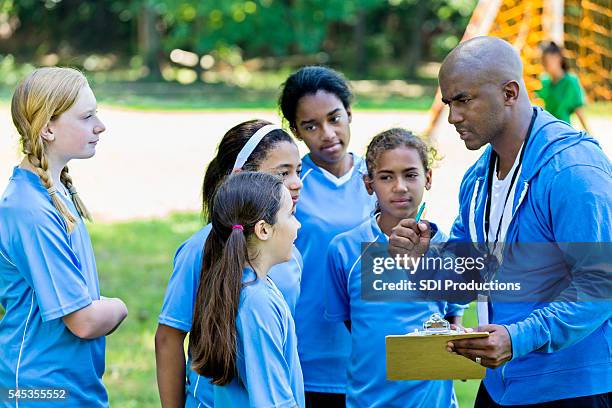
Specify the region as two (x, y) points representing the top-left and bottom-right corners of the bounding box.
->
(60, 166), (92, 222)
(26, 136), (78, 232)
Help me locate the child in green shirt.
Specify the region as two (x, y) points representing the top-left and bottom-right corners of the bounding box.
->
(536, 41), (591, 134)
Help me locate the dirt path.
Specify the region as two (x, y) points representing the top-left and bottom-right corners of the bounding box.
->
(1, 107), (610, 233)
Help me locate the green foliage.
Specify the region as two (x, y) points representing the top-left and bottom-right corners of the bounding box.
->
(0, 54), (34, 86)
(2, 0), (134, 57)
(0, 0), (478, 79)
(156, 0), (476, 67)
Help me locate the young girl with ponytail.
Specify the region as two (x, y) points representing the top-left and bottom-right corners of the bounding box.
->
(0, 67), (128, 407)
(191, 171), (303, 407)
(155, 119), (303, 407)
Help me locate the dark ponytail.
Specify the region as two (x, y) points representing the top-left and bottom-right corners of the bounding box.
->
(190, 171), (284, 385)
(201, 119), (294, 221)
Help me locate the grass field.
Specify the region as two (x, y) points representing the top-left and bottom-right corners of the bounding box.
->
(0, 81), (436, 112)
(0, 81), (610, 115)
(86, 212), (481, 407)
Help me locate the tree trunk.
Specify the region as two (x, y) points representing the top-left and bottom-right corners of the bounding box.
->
(138, 2), (162, 80)
(403, 5), (426, 78)
(354, 9), (367, 77)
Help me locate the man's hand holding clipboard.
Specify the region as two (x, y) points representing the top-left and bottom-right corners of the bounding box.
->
(447, 324), (513, 369)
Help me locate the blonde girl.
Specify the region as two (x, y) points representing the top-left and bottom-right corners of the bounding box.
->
(0, 67), (127, 407)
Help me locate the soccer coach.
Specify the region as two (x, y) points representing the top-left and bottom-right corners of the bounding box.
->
(389, 36), (611, 407)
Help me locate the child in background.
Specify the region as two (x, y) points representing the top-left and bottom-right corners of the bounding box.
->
(155, 119), (303, 407)
(190, 171), (304, 407)
(325, 128), (465, 407)
(537, 41), (591, 134)
(0, 67), (128, 407)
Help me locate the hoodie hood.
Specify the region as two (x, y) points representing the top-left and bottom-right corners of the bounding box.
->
(460, 107), (607, 244)
(470, 107), (600, 183)
(521, 107), (600, 181)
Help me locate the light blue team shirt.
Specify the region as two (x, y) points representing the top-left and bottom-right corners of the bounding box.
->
(325, 215), (463, 408)
(158, 224), (303, 407)
(0, 167), (107, 407)
(214, 268), (304, 408)
(294, 154), (376, 393)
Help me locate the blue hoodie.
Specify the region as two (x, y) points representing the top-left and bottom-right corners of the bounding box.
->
(448, 107), (612, 404)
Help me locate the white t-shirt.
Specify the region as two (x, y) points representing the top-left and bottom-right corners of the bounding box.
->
(480, 146), (524, 326)
(487, 144), (524, 245)
(476, 146), (523, 325)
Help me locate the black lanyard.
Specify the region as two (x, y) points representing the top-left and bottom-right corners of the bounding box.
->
(484, 108), (537, 247)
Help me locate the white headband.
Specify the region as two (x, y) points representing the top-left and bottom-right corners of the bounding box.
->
(232, 124), (282, 170)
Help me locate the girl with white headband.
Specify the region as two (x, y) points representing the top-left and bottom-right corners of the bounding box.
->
(0, 67), (128, 407)
(279, 66), (376, 407)
(155, 119), (303, 408)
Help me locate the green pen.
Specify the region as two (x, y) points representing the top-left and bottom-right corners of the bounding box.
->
(415, 202), (426, 222)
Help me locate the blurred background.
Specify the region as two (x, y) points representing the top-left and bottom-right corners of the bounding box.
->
(0, 0), (481, 110)
(0, 0), (609, 406)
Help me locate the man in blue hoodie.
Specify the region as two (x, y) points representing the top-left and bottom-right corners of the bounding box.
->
(390, 36), (611, 406)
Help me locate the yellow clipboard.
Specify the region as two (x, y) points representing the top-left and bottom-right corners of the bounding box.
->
(386, 331), (489, 380)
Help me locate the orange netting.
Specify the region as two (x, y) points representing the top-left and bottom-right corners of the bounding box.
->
(563, 0), (611, 101)
(488, 0), (611, 101)
(425, 0), (610, 137)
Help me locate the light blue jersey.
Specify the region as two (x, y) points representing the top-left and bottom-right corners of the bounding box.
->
(325, 215), (463, 408)
(159, 225), (302, 407)
(0, 167), (107, 407)
(294, 154), (376, 393)
(214, 268), (304, 408)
